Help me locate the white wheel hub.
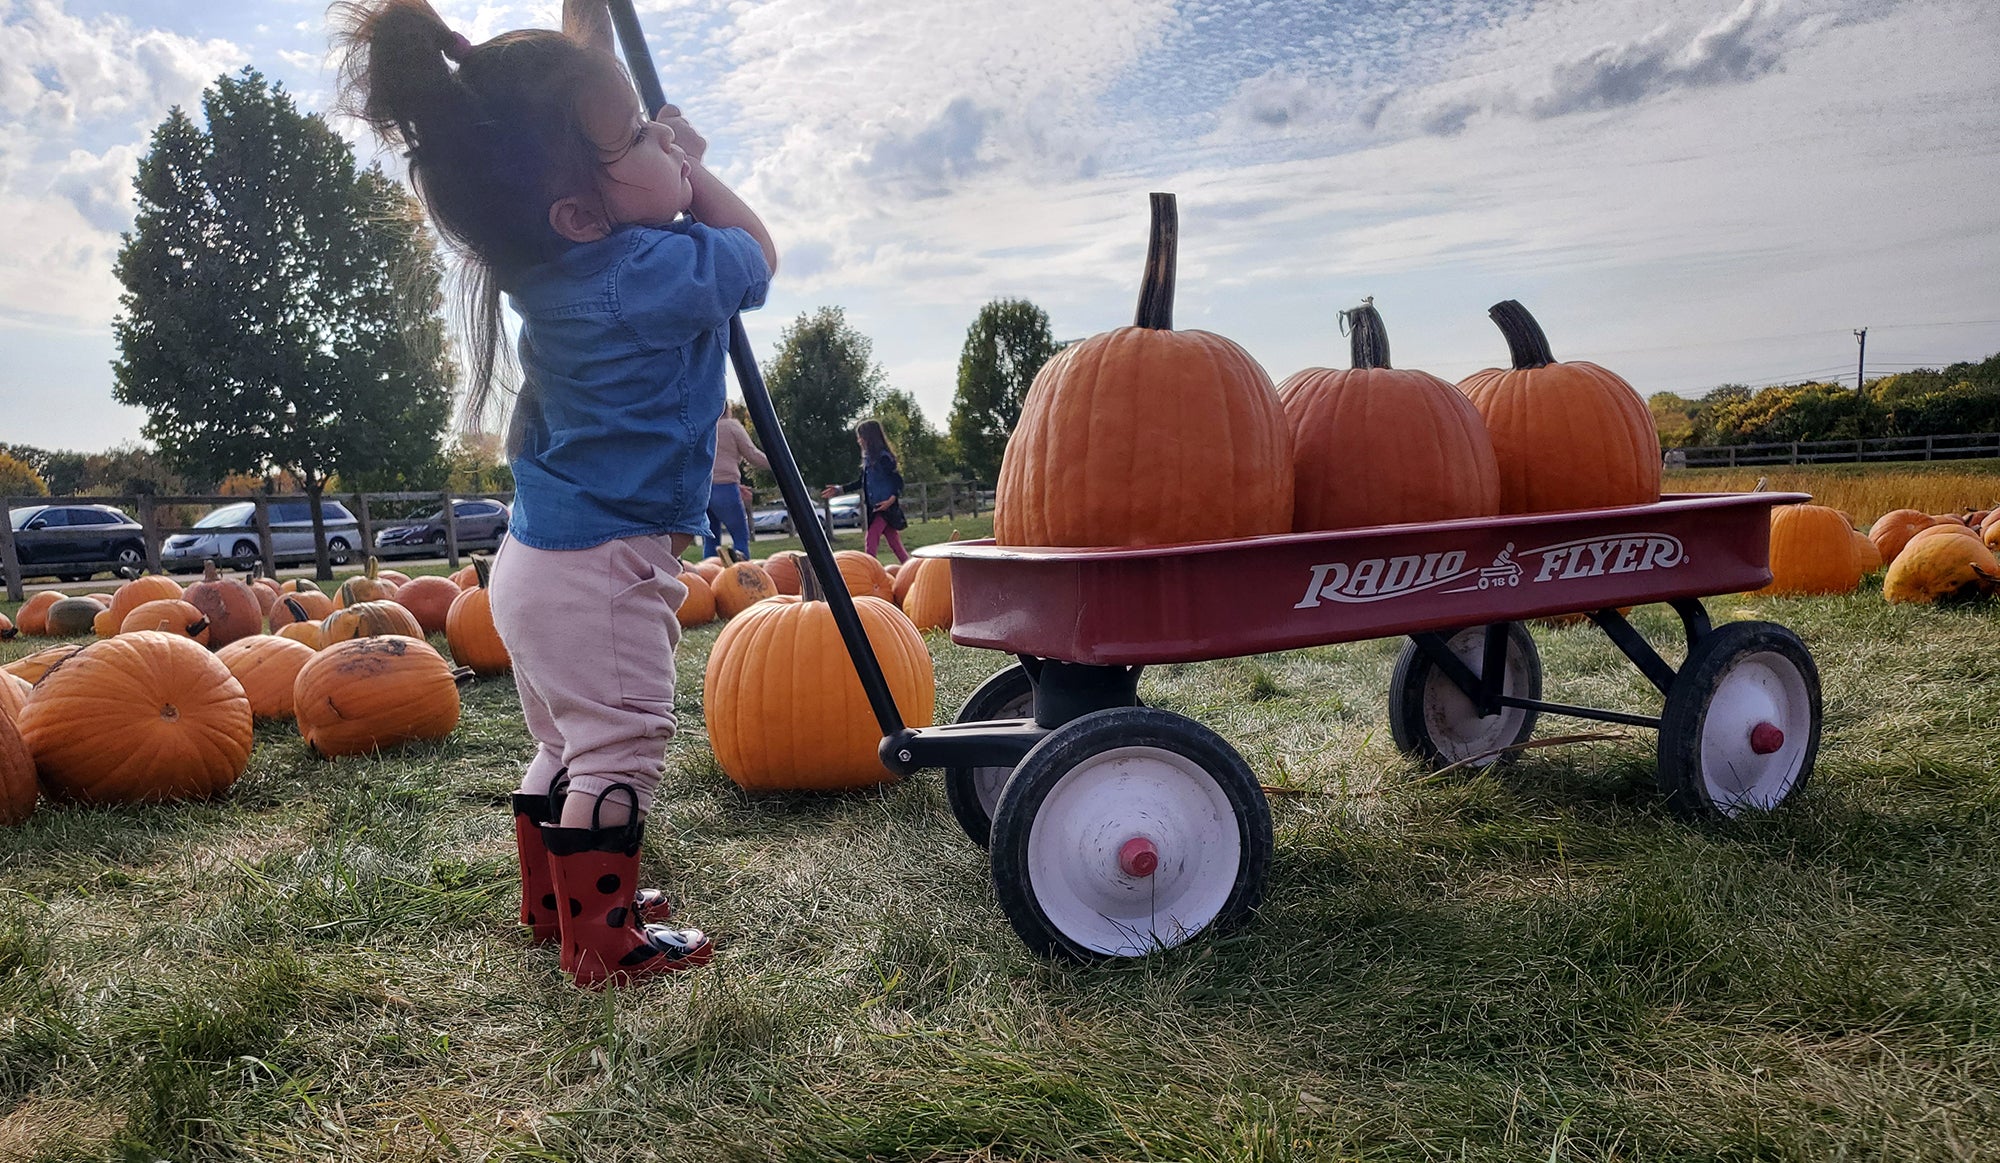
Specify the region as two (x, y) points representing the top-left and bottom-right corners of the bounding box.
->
(1421, 628), (1532, 764)
(1699, 650), (1812, 814)
(1025, 745), (1240, 957)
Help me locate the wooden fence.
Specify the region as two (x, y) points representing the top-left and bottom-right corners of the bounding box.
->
(1, 481), (991, 601)
(1668, 432), (2000, 468)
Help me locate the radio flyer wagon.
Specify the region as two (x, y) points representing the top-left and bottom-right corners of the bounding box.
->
(603, 0), (1824, 968)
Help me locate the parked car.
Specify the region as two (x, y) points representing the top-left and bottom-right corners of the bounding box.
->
(161, 500), (362, 573)
(749, 494), (862, 536)
(3, 503), (146, 583)
(375, 499), (511, 557)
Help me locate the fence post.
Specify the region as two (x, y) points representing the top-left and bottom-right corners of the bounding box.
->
(441, 492), (461, 570)
(918, 481), (929, 523)
(136, 495), (162, 576)
(252, 497), (278, 578)
(945, 482), (957, 520)
(1727, 447), (1737, 467)
(352, 493), (373, 554)
(1789, 442), (1799, 464)
(0, 498), (22, 602)
(1925, 435), (1935, 461)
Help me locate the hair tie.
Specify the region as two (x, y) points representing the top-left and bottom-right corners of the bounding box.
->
(443, 31), (473, 63)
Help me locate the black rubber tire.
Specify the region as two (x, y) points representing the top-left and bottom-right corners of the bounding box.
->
(942, 663), (1037, 848)
(1657, 621), (1820, 818)
(113, 543), (145, 576)
(1389, 623), (1542, 770)
(327, 538), (353, 566)
(988, 706), (1272, 963)
(230, 540), (259, 571)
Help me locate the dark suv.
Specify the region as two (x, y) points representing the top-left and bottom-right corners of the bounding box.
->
(374, 499), (511, 557)
(4, 503), (147, 582)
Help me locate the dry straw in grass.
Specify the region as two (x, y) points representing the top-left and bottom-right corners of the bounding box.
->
(1668, 463), (2000, 524)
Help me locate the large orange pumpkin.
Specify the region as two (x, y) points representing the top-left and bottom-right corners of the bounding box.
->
(4, 643), (84, 684)
(1279, 300), (1500, 531)
(676, 569), (717, 628)
(1883, 533), (1999, 604)
(900, 556), (954, 632)
(16, 591), (67, 637)
(712, 551), (777, 618)
(703, 570), (934, 792)
(1851, 529), (1883, 576)
(216, 635), (317, 720)
(18, 631), (253, 805)
(1761, 503), (1864, 596)
(120, 598), (211, 645)
(108, 575), (182, 628)
(1869, 509), (1935, 567)
(0, 710), (34, 825)
(763, 551), (804, 596)
(450, 561), (481, 589)
(0, 672), (31, 726)
(1458, 300), (1660, 515)
(1905, 522), (1979, 550)
(183, 560), (263, 649)
(336, 557), (398, 607)
(294, 635), (466, 756)
(92, 607), (119, 638)
(832, 550), (895, 603)
(391, 575), (461, 635)
(321, 599), (424, 645)
(995, 193), (1293, 547)
(445, 558), (509, 676)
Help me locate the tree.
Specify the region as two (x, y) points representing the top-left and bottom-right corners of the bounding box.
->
(0, 453), (48, 499)
(761, 306), (883, 489)
(947, 298), (1058, 483)
(870, 389), (947, 484)
(113, 70), (454, 577)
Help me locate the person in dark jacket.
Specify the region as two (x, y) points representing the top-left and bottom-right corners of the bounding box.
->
(820, 419), (910, 562)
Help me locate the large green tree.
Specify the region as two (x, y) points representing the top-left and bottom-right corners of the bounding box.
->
(113, 69), (453, 577)
(761, 306), (883, 489)
(947, 298), (1058, 483)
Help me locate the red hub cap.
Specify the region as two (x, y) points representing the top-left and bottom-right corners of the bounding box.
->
(1749, 722), (1785, 755)
(1118, 837), (1159, 878)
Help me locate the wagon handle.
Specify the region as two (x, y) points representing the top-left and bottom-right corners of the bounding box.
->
(605, 0), (907, 739)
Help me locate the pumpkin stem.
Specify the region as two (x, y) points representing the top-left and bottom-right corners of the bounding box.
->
(1133, 192), (1178, 331)
(364, 556), (380, 581)
(472, 556), (492, 590)
(800, 561), (825, 604)
(1488, 300), (1556, 369)
(1345, 298), (1392, 370)
(203, 559), (222, 583)
(282, 597), (308, 624)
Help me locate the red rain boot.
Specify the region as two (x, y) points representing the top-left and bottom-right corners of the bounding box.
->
(513, 787), (673, 944)
(543, 818), (712, 988)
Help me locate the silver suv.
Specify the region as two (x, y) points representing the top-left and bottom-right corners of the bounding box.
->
(161, 499), (361, 573)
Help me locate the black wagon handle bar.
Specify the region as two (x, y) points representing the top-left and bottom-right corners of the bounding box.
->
(604, 0), (907, 739)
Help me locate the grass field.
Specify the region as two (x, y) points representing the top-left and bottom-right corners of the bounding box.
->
(1666, 458), (2000, 524)
(5, 513), (2000, 1159)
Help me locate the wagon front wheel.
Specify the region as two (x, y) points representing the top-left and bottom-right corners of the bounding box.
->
(988, 707), (1272, 962)
(942, 663), (1037, 848)
(1657, 621), (1819, 818)
(1389, 623), (1541, 770)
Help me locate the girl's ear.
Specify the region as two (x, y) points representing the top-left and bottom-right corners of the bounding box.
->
(548, 195), (611, 243)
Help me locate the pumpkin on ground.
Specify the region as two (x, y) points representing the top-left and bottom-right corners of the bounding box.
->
(1852, 529), (1884, 576)
(450, 561), (481, 589)
(84, 593), (113, 608)
(1760, 503), (1865, 595)
(294, 635), (465, 756)
(4, 643), (84, 684)
(336, 557), (398, 608)
(322, 599), (424, 645)
(18, 631), (253, 805)
(692, 557), (725, 584)
(0, 711), (34, 826)
(108, 575), (182, 627)
(1883, 533), (1999, 604)
(900, 555), (954, 632)
(676, 570), (717, 628)
(1869, 509), (1936, 567)
(277, 619), (326, 651)
(120, 598), (211, 644)
(391, 575), (462, 635)
(995, 192), (1294, 547)
(704, 568), (934, 792)
(1279, 300), (1501, 531)
(277, 579), (323, 596)
(763, 551), (804, 596)
(270, 590), (335, 631)
(712, 551), (777, 618)
(183, 560), (263, 649)
(92, 607), (119, 638)
(44, 597), (104, 638)
(1458, 300), (1659, 515)
(832, 550), (896, 603)
(0, 613), (15, 640)
(445, 558), (509, 676)
(16, 592), (66, 637)
(1906, 522), (1980, 550)
(216, 635), (316, 720)
(0, 672), (31, 726)
(375, 567), (413, 588)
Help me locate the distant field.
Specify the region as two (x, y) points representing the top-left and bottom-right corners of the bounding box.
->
(1666, 458), (2000, 524)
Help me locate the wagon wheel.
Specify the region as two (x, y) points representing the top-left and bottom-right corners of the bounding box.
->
(988, 707), (1272, 962)
(1657, 621), (1819, 818)
(1389, 623), (1541, 770)
(942, 663), (1036, 848)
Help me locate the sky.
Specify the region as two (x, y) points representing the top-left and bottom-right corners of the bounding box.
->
(1, 0), (1997, 454)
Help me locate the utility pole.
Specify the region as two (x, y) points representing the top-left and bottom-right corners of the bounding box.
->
(1853, 327), (1867, 393)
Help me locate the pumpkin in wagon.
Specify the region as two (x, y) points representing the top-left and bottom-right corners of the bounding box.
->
(294, 635), (467, 756)
(1458, 300), (1659, 515)
(995, 193), (1294, 547)
(445, 557), (509, 676)
(1279, 299), (1500, 531)
(703, 568), (934, 792)
(18, 631), (253, 805)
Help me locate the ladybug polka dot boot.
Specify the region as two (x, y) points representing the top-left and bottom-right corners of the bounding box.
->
(513, 779), (673, 945)
(543, 816), (713, 989)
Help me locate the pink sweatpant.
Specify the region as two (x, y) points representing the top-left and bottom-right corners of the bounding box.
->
(489, 533), (687, 813)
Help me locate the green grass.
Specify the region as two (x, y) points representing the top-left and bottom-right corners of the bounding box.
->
(5, 589), (2000, 1159)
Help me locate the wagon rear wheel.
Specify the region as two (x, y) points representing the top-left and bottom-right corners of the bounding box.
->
(942, 663), (1037, 848)
(1658, 621), (1819, 818)
(1389, 623), (1541, 770)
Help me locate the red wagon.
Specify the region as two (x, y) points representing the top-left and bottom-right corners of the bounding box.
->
(886, 492), (1822, 961)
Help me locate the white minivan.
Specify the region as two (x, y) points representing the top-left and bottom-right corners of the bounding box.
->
(161, 499), (363, 573)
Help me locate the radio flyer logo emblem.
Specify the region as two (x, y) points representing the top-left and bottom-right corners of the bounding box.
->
(1293, 534), (1688, 608)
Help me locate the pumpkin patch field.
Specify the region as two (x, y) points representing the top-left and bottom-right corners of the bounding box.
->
(5, 543), (2000, 1158)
